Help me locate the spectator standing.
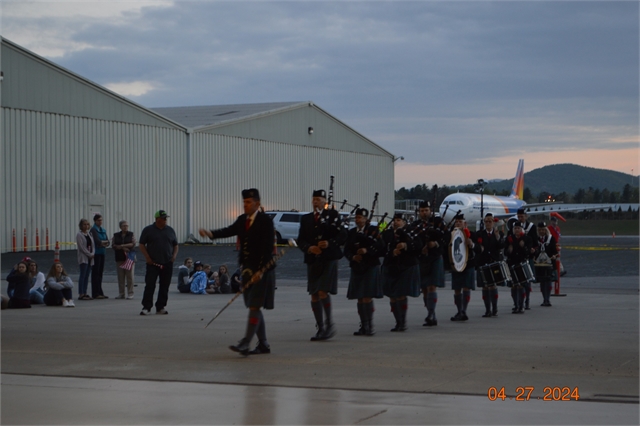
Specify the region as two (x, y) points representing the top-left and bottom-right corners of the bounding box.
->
(138, 210), (179, 315)
(6, 262), (32, 309)
(112, 220), (137, 299)
(28, 261), (46, 305)
(90, 214), (110, 299)
(44, 262), (75, 307)
(76, 218), (95, 301)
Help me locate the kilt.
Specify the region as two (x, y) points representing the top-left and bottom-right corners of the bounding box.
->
(243, 268), (276, 310)
(307, 260), (338, 295)
(346, 265), (383, 300)
(451, 267), (476, 291)
(419, 257), (445, 290)
(382, 264), (420, 298)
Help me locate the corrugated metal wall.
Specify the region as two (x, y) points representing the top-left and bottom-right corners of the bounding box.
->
(191, 133), (394, 243)
(2, 108), (187, 252)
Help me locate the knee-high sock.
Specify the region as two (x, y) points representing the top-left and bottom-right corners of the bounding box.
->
(390, 300), (400, 324)
(244, 310), (261, 343)
(367, 301), (375, 329)
(399, 299), (408, 327)
(311, 300), (323, 328)
(321, 295), (333, 326)
(427, 292), (438, 319)
(517, 287), (525, 309)
(482, 288), (491, 312)
(462, 290), (471, 313)
(454, 293), (462, 314)
(356, 302), (364, 328)
(491, 288), (499, 312)
(255, 310), (268, 343)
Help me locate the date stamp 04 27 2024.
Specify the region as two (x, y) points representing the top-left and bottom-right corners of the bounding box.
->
(487, 387), (580, 401)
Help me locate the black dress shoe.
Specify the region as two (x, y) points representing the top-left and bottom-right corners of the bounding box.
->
(423, 319), (432, 326)
(249, 343), (271, 355)
(229, 340), (250, 356)
(319, 324), (336, 340)
(482, 311), (492, 318)
(451, 313), (463, 321)
(461, 313), (469, 321)
(354, 327), (365, 336)
(310, 329), (324, 341)
(492, 310), (498, 317)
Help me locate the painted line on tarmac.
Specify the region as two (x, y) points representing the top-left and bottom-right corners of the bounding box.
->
(563, 246), (639, 251)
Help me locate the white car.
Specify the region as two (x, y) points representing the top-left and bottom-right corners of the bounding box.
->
(265, 210), (355, 244)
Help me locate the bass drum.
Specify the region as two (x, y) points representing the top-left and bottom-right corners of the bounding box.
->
(448, 228), (468, 273)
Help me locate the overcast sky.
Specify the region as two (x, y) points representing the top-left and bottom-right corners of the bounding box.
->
(2, 0), (638, 188)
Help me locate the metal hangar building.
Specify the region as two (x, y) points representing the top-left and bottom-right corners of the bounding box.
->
(1, 37), (395, 251)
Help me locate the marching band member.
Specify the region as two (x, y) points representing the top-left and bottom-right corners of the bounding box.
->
(475, 213), (505, 317)
(447, 214), (480, 322)
(380, 214), (422, 331)
(548, 216), (566, 276)
(344, 208), (384, 336)
(411, 201), (446, 326)
(515, 208), (537, 309)
(199, 188), (276, 356)
(505, 221), (532, 313)
(534, 222), (559, 307)
(297, 189), (347, 341)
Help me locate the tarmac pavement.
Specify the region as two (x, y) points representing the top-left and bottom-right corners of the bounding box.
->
(1, 236), (638, 424)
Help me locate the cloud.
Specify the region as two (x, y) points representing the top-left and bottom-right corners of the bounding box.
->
(1, 0), (637, 184)
(104, 80), (158, 97)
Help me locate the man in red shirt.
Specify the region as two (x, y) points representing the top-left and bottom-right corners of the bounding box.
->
(547, 217), (566, 276)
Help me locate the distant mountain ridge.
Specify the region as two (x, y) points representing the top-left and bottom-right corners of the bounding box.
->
(481, 163), (638, 196)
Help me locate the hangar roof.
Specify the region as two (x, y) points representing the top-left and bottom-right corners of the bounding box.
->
(151, 102), (305, 129)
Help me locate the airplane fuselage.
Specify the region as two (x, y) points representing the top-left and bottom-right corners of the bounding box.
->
(439, 193), (525, 225)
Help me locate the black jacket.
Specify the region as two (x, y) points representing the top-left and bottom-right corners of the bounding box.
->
(297, 210), (347, 263)
(211, 211), (275, 275)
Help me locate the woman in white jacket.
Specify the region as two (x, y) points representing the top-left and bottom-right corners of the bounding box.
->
(76, 218), (95, 301)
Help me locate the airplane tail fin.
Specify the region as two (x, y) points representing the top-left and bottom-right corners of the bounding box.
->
(510, 159), (524, 199)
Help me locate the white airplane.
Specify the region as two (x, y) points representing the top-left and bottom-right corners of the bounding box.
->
(438, 159), (609, 227)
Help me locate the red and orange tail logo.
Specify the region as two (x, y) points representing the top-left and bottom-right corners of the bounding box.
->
(510, 159), (524, 199)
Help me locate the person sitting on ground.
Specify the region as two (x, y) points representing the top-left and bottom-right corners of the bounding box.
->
(6, 262), (32, 309)
(28, 261), (46, 305)
(189, 261), (208, 294)
(44, 262), (75, 307)
(230, 267), (242, 293)
(218, 264), (231, 294)
(177, 258), (193, 293)
(206, 271), (220, 294)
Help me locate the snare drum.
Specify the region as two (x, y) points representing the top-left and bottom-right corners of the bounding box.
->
(534, 263), (554, 281)
(479, 261), (511, 287)
(509, 262), (534, 286)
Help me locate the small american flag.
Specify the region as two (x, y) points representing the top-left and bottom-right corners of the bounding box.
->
(120, 250), (136, 271)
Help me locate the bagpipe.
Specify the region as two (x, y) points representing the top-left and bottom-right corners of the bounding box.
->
(315, 176), (344, 242)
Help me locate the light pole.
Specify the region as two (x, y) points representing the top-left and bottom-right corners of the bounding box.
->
(474, 179), (486, 230)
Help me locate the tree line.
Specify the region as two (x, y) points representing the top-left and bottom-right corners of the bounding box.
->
(395, 183), (640, 205)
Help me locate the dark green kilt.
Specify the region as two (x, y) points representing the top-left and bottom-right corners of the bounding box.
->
(382, 264), (420, 298)
(243, 268), (275, 310)
(307, 260), (338, 295)
(419, 256), (445, 290)
(451, 267), (476, 291)
(346, 265), (383, 300)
